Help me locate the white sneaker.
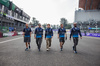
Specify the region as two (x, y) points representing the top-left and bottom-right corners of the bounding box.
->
(47, 49), (49, 51)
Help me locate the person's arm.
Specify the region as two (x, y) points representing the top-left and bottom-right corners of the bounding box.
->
(64, 29), (67, 37)
(64, 31), (67, 40)
(42, 29), (43, 38)
(58, 29), (60, 38)
(30, 29), (32, 37)
(58, 34), (59, 39)
(66, 33), (67, 37)
(65, 32), (67, 40)
(45, 29), (47, 39)
(23, 32), (25, 37)
(34, 29), (37, 39)
(70, 29), (73, 40)
(42, 35), (43, 39)
(51, 29), (53, 38)
(64, 29), (67, 40)
(79, 29), (82, 39)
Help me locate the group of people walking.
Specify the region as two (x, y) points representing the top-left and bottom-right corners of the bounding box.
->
(23, 23), (82, 54)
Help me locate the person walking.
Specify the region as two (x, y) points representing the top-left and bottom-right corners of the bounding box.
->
(34, 24), (43, 51)
(23, 24), (32, 51)
(70, 23), (82, 54)
(45, 24), (53, 51)
(58, 24), (67, 51)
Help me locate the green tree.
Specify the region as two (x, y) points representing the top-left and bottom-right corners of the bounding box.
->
(60, 18), (68, 28)
(31, 17), (39, 28)
(42, 23), (47, 29)
(51, 25), (56, 29)
(65, 24), (71, 29)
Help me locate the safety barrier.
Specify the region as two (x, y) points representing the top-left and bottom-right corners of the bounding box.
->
(82, 33), (100, 37)
(3, 32), (18, 37)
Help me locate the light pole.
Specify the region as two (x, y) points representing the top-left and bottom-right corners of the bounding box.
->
(0, 16), (3, 32)
(88, 20), (90, 33)
(81, 22), (83, 31)
(95, 21), (97, 33)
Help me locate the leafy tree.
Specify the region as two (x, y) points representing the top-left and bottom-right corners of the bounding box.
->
(31, 17), (39, 28)
(60, 18), (68, 28)
(42, 23), (47, 29)
(65, 24), (71, 29)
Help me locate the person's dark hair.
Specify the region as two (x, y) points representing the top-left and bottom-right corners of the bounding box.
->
(38, 23), (41, 26)
(60, 24), (63, 26)
(47, 24), (50, 26)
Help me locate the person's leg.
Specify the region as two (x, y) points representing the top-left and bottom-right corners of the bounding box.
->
(60, 42), (63, 51)
(49, 38), (51, 48)
(62, 38), (65, 48)
(59, 38), (62, 50)
(73, 37), (78, 53)
(24, 37), (28, 51)
(25, 42), (28, 51)
(46, 38), (49, 50)
(60, 42), (63, 48)
(59, 38), (61, 49)
(73, 37), (75, 50)
(61, 42), (64, 48)
(74, 38), (77, 51)
(28, 42), (30, 49)
(46, 38), (49, 49)
(28, 42), (30, 46)
(36, 38), (39, 47)
(61, 38), (64, 48)
(38, 38), (42, 51)
(28, 37), (31, 49)
(26, 42), (28, 48)
(75, 38), (78, 51)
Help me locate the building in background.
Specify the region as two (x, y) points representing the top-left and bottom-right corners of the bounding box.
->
(0, 0), (30, 33)
(79, 0), (100, 10)
(75, 0), (100, 33)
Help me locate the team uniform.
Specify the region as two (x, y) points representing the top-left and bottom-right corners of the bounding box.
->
(70, 27), (82, 53)
(58, 28), (66, 43)
(58, 27), (66, 51)
(35, 27), (43, 51)
(45, 28), (53, 50)
(23, 27), (31, 43)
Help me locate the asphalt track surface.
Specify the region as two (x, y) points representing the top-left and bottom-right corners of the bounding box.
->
(0, 33), (100, 66)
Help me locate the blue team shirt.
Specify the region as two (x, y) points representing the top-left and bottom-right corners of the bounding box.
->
(58, 28), (66, 38)
(35, 27), (43, 38)
(70, 27), (82, 38)
(45, 28), (53, 38)
(23, 27), (31, 37)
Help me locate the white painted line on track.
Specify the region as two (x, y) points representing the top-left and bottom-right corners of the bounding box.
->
(0, 37), (23, 44)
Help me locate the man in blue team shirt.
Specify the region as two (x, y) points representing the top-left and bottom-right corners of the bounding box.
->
(70, 23), (82, 54)
(34, 24), (43, 51)
(23, 24), (32, 51)
(45, 24), (53, 51)
(58, 24), (67, 51)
